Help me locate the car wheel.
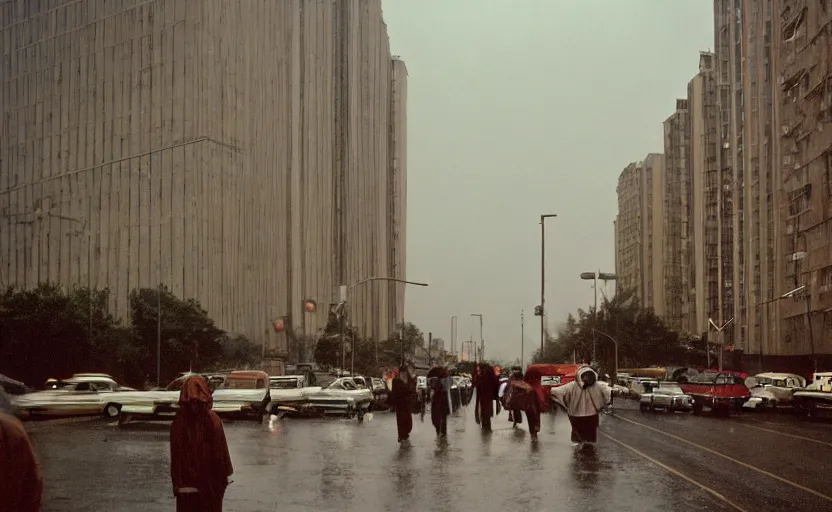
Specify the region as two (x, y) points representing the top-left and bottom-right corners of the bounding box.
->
(639, 403), (648, 413)
(769, 399), (778, 410)
(104, 403), (121, 418)
(692, 401), (704, 415)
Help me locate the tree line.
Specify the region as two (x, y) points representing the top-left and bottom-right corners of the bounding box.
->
(0, 283), (261, 388)
(531, 288), (711, 371)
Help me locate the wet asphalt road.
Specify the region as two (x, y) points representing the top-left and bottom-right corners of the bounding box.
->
(25, 402), (832, 512)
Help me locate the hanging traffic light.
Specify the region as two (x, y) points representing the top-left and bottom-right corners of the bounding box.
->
(303, 299), (317, 313)
(534, 305), (543, 316)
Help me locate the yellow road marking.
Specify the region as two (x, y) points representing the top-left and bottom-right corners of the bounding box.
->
(599, 430), (748, 512)
(733, 421), (832, 448)
(614, 414), (832, 503)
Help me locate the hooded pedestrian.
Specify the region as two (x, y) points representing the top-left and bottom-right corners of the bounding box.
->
(427, 367), (451, 437)
(473, 363), (500, 432)
(0, 390), (43, 512)
(170, 376), (233, 512)
(505, 368), (524, 426)
(388, 366), (417, 442)
(522, 367), (551, 439)
(550, 366), (610, 447)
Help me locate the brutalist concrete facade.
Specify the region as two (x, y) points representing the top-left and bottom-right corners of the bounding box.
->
(615, 163), (644, 302)
(615, 157), (665, 313)
(776, 0), (832, 371)
(0, 0), (408, 367)
(663, 100), (691, 332)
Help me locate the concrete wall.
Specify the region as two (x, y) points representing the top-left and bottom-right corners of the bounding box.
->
(0, 0), (407, 360)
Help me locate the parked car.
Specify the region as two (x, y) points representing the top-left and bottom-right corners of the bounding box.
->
(743, 372), (806, 410)
(792, 372), (832, 418)
(639, 382), (693, 413)
(14, 374), (134, 419)
(272, 377), (373, 422)
(212, 370), (271, 421)
(679, 371), (750, 415)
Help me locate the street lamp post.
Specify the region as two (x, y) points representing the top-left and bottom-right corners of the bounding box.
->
(471, 314), (483, 361)
(450, 315), (457, 358)
(579, 271), (617, 363)
(538, 214), (557, 357)
(708, 317), (734, 371)
(592, 328), (618, 382)
(339, 277), (428, 375)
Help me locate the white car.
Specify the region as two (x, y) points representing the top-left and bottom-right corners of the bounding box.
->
(14, 374), (134, 418)
(743, 373), (806, 409)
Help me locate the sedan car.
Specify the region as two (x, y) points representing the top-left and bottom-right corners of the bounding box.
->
(14, 374), (133, 418)
(639, 382), (693, 413)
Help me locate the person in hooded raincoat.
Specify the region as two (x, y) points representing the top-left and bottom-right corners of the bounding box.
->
(170, 376), (234, 512)
(388, 366), (417, 442)
(505, 368), (524, 427)
(0, 389), (43, 512)
(550, 366), (610, 446)
(522, 367), (550, 440)
(473, 363), (500, 432)
(428, 368), (451, 437)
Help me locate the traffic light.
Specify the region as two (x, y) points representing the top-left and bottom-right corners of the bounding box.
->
(534, 305), (543, 317)
(302, 299), (317, 313)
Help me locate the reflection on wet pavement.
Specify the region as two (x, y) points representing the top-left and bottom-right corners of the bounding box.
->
(29, 407), (733, 512)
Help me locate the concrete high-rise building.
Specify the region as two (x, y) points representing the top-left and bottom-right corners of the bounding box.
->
(663, 100), (691, 332)
(0, 0), (408, 372)
(615, 156), (665, 313)
(689, 51), (735, 341)
(643, 154), (666, 315)
(776, 0), (832, 372)
(714, 0), (744, 353)
(734, 0), (783, 370)
(616, 163), (644, 304)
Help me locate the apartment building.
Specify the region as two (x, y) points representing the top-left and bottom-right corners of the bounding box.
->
(643, 154), (666, 315)
(663, 101), (691, 332)
(616, 163), (644, 302)
(615, 157), (665, 313)
(689, 52), (725, 336)
(776, 0), (832, 372)
(0, 0), (409, 370)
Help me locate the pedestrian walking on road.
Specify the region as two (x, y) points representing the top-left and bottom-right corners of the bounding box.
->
(522, 367), (550, 440)
(427, 367), (451, 438)
(388, 366), (416, 442)
(170, 376), (234, 512)
(505, 367), (524, 427)
(473, 363), (500, 432)
(0, 390), (43, 512)
(550, 366), (610, 449)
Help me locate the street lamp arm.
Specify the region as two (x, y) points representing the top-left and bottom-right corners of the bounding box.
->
(592, 328), (617, 346)
(349, 276), (429, 289)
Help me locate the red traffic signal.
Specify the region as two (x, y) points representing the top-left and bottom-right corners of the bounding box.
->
(271, 317), (287, 333)
(303, 299), (317, 313)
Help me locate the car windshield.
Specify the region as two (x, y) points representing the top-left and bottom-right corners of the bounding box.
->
(270, 379), (300, 389)
(222, 378), (258, 389)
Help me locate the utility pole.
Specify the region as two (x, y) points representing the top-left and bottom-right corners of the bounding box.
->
(520, 310), (525, 369)
(539, 214), (557, 357)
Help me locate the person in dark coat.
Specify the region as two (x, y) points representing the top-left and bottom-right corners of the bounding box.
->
(507, 368), (524, 426)
(523, 367), (550, 440)
(388, 366), (416, 442)
(474, 363), (500, 432)
(170, 376), (233, 512)
(430, 376), (451, 437)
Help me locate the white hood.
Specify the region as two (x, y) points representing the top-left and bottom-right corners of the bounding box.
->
(576, 366), (597, 389)
(550, 366), (610, 417)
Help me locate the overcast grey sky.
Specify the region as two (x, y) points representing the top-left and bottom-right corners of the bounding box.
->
(382, 0), (713, 361)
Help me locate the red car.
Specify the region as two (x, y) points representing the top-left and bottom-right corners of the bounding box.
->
(679, 370), (749, 415)
(527, 364), (583, 394)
